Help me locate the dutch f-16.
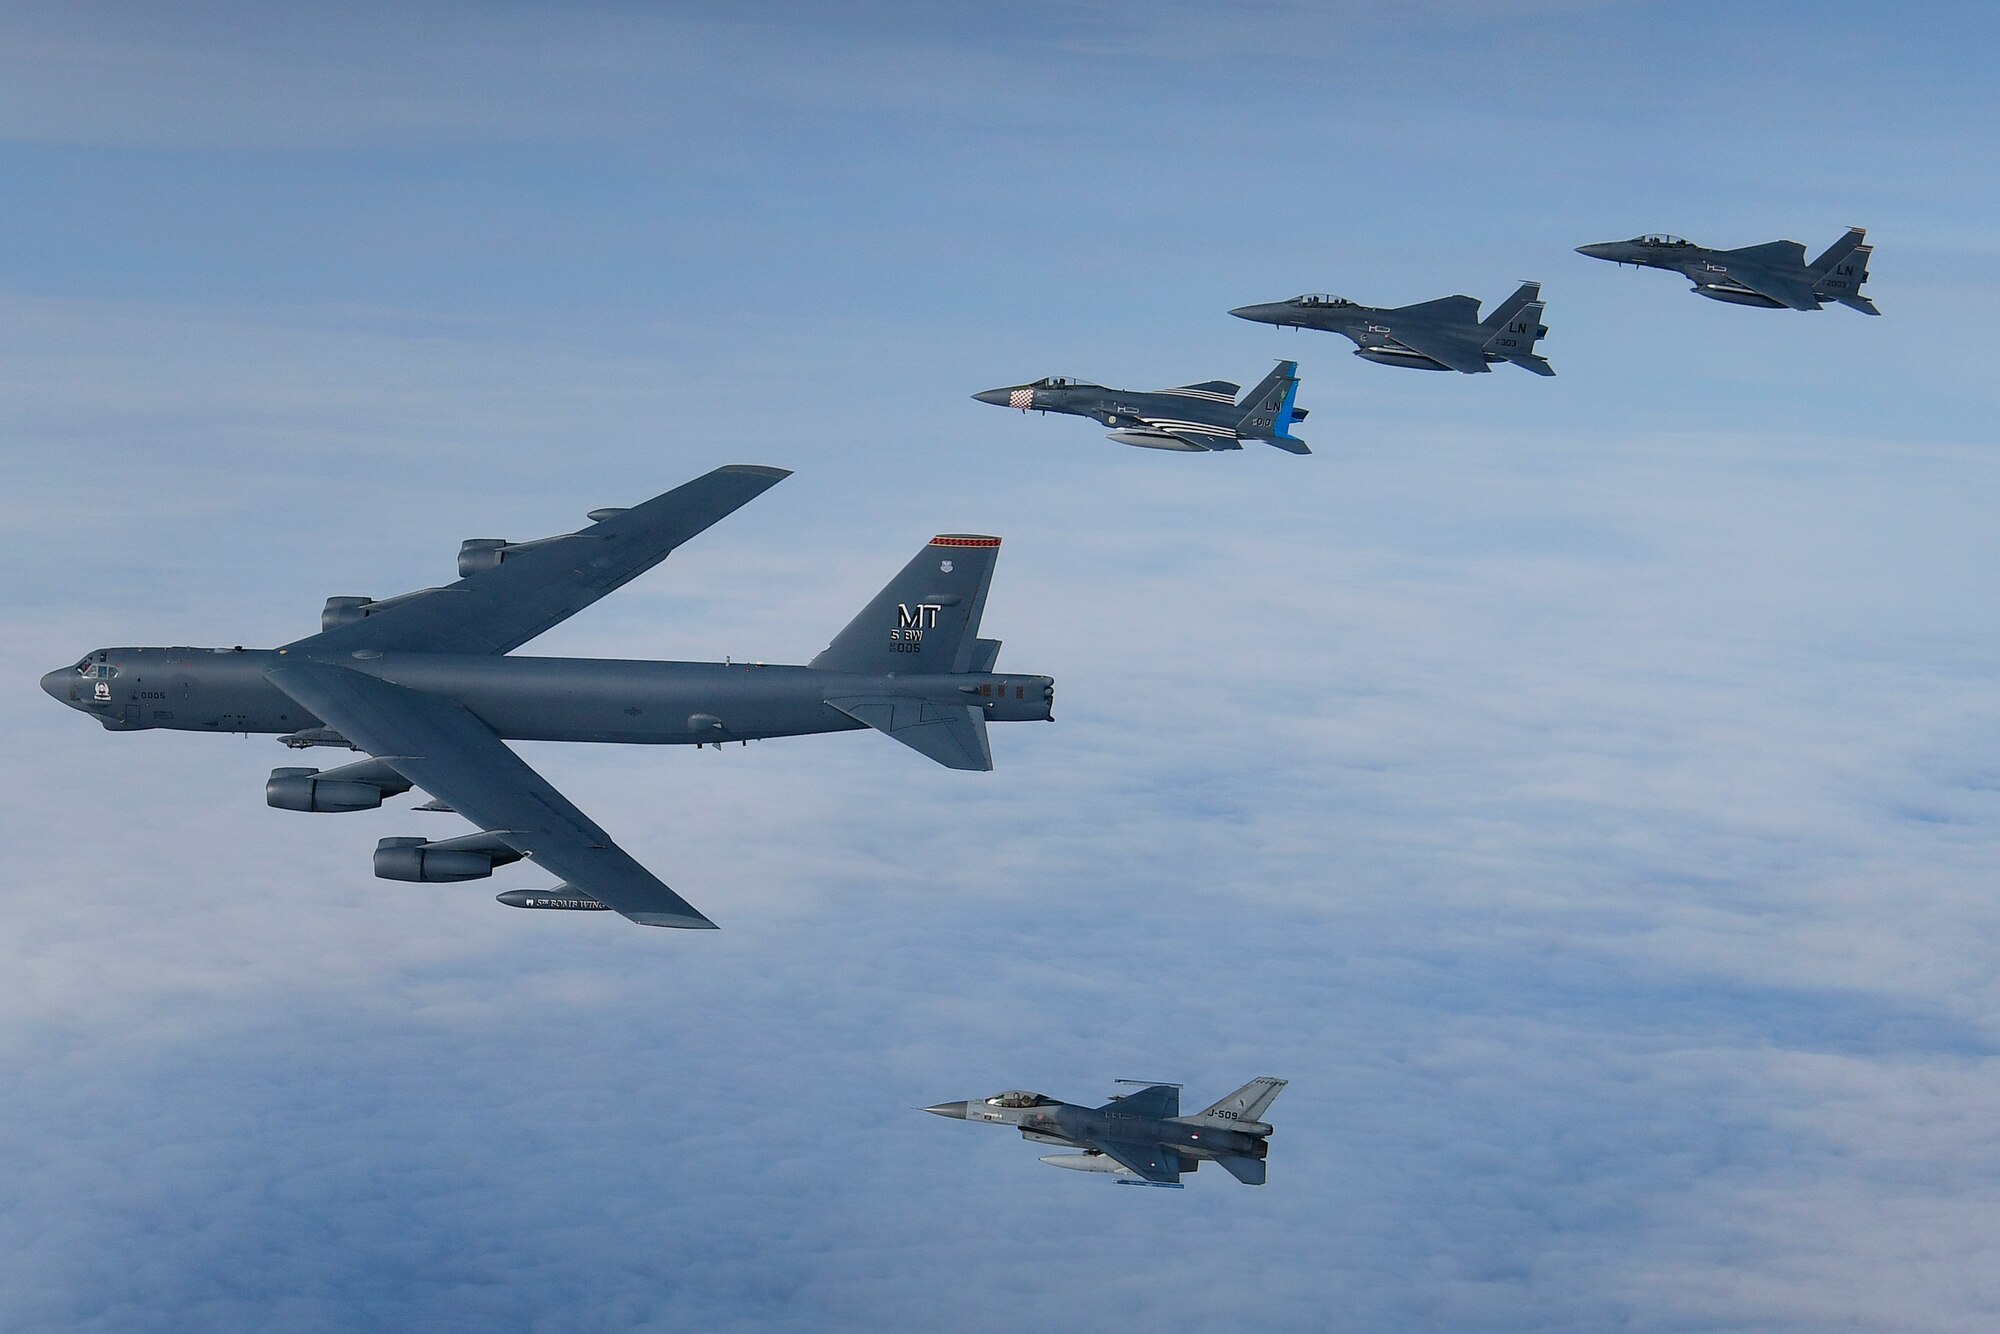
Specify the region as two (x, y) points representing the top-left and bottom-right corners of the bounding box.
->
(972, 361), (1308, 453)
(1576, 228), (1878, 314)
(40, 466), (1053, 930)
(924, 1077), (1287, 1188)
(1229, 283), (1553, 375)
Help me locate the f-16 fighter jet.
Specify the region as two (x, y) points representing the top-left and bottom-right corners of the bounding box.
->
(40, 467), (1053, 930)
(973, 360), (1308, 453)
(1576, 228), (1878, 314)
(1230, 283), (1553, 375)
(924, 1077), (1287, 1188)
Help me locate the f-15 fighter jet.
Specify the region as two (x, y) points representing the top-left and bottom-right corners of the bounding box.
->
(40, 467), (1053, 931)
(924, 1077), (1287, 1188)
(1576, 228), (1879, 314)
(973, 360), (1308, 453)
(1230, 283), (1553, 375)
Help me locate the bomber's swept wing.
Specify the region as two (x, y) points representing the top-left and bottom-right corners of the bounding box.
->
(285, 465), (790, 658)
(1085, 1137), (1183, 1185)
(266, 662), (715, 929)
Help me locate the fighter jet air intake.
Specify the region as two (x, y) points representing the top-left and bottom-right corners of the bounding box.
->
(1576, 227), (1879, 313)
(40, 466), (1054, 930)
(925, 1077), (1288, 1188)
(973, 360), (1309, 452)
(1229, 283), (1554, 375)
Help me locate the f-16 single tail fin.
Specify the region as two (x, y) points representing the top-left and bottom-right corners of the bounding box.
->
(1232, 361), (1310, 454)
(1174, 1076), (1287, 1132)
(1811, 229), (1879, 314)
(1481, 283), (1554, 374)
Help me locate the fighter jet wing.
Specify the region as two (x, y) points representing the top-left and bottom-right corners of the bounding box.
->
(1363, 326), (1489, 374)
(1134, 418), (1242, 451)
(1707, 261), (1822, 311)
(265, 661), (715, 929)
(1083, 1138), (1183, 1185)
(283, 465), (790, 658)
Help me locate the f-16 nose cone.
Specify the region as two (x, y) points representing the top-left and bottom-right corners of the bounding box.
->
(971, 388), (1014, 406)
(923, 1101), (969, 1119)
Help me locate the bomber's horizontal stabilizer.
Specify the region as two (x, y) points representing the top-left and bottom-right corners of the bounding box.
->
(828, 696), (993, 771)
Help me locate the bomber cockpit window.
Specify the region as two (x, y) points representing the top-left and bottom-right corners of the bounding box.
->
(75, 657), (114, 678)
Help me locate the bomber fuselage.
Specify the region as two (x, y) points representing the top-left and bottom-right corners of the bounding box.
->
(41, 647), (1053, 745)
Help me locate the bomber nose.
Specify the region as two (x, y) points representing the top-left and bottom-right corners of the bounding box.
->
(40, 668), (71, 703)
(971, 387), (1015, 407)
(923, 1101), (969, 1120)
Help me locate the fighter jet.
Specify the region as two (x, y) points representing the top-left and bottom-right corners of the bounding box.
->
(1230, 283), (1553, 375)
(972, 360), (1308, 453)
(924, 1077), (1287, 1188)
(40, 466), (1053, 930)
(1576, 228), (1879, 314)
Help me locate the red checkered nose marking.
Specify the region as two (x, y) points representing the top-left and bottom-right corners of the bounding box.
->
(1009, 387), (1034, 410)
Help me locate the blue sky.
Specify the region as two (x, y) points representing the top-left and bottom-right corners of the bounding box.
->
(4, 4), (1999, 1330)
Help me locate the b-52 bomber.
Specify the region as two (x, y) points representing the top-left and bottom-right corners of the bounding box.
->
(40, 466), (1053, 930)
(1230, 283), (1553, 375)
(1576, 228), (1879, 314)
(973, 360), (1308, 453)
(924, 1077), (1287, 1188)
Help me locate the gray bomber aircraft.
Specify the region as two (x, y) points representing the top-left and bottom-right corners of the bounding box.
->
(1230, 282), (1553, 375)
(973, 360), (1308, 453)
(924, 1077), (1287, 1188)
(1576, 227), (1878, 313)
(40, 466), (1053, 930)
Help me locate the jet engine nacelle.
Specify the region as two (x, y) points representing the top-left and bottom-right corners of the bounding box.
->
(373, 836), (501, 883)
(320, 596), (375, 631)
(1692, 284), (1786, 309)
(457, 538), (511, 577)
(266, 767), (386, 812)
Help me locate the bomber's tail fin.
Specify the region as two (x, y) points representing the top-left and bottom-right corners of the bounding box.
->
(1812, 230), (1878, 313)
(1175, 1076), (1287, 1132)
(1481, 284), (1553, 373)
(812, 536), (1000, 676)
(1233, 361), (1310, 454)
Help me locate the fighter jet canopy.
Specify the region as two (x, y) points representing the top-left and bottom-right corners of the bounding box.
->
(987, 1091), (1058, 1108)
(1634, 234), (1690, 247)
(1033, 376), (1082, 388)
(1294, 293), (1354, 307)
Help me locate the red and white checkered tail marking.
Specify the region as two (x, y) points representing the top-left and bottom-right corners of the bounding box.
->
(1008, 387), (1034, 410)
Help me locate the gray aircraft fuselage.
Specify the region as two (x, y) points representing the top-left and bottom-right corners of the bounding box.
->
(973, 363), (1306, 453)
(1575, 230), (1878, 313)
(42, 647), (1053, 744)
(925, 1096), (1265, 1163)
